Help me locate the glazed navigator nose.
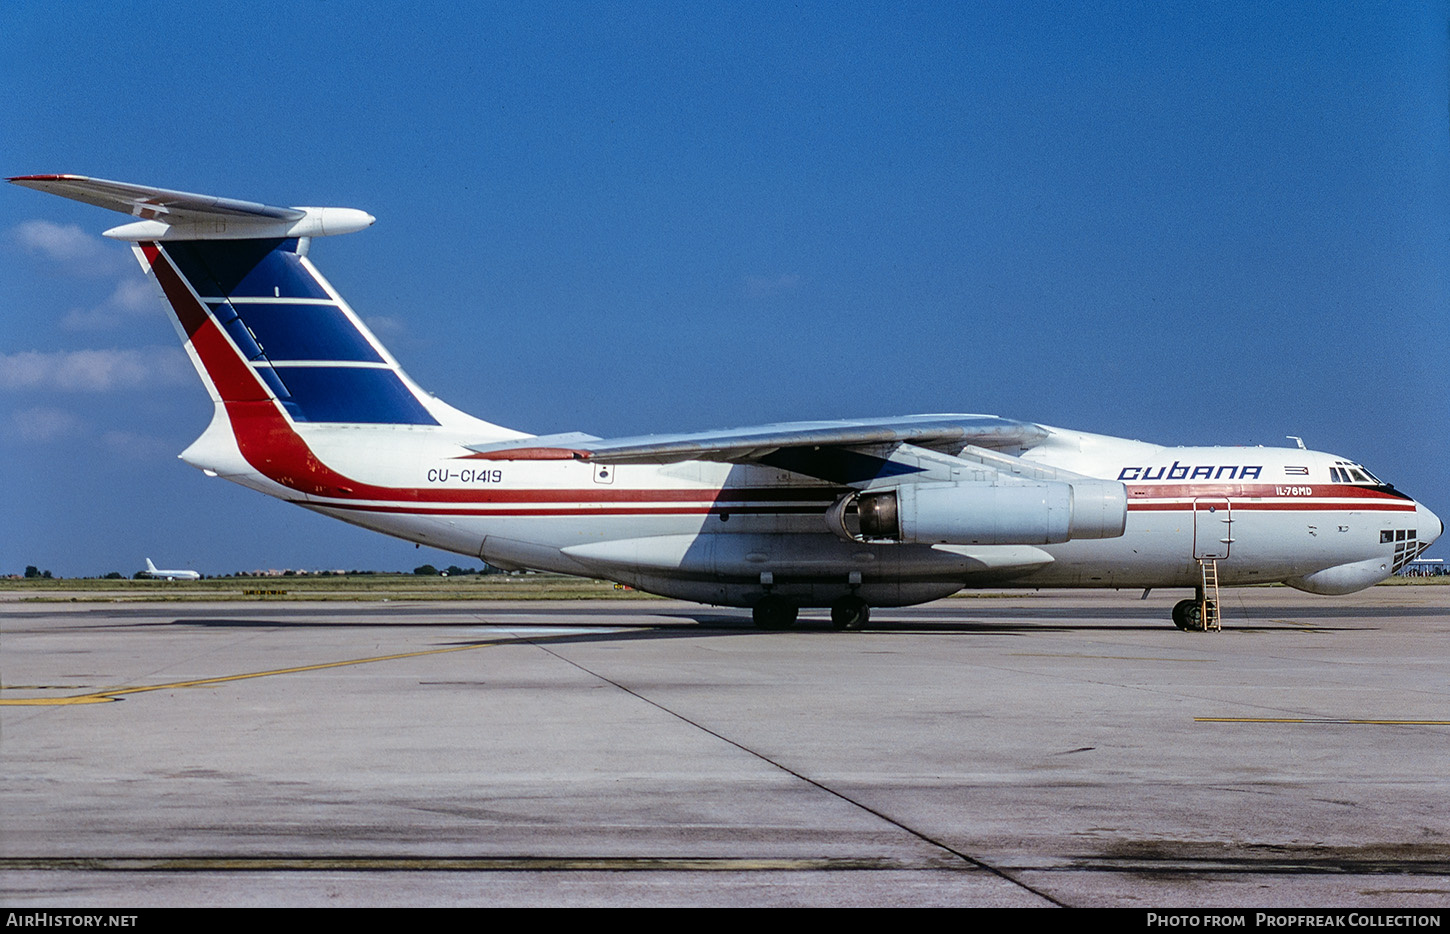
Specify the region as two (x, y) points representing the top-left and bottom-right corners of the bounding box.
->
(1416, 500), (1443, 551)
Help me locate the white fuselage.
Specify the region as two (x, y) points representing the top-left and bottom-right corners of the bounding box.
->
(266, 422), (1435, 607)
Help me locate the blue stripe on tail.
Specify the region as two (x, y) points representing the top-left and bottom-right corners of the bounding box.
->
(161, 240), (439, 426)
(210, 303), (385, 363)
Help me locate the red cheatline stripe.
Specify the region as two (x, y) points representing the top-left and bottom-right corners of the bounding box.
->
(1127, 483), (1408, 502)
(1128, 501), (1414, 512)
(321, 500), (1412, 517)
(313, 503), (825, 517)
(306, 487), (839, 505)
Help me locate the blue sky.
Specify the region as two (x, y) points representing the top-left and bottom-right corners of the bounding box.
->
(4, 2), (1448, 576)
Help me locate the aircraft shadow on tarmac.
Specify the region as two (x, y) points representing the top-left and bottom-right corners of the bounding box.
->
(147, 610), (1383, 641)
(152, 612), (1136, 639)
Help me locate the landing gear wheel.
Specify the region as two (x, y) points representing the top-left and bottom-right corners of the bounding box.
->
(1171, 598), (1203, 631)
(752, 597), (798, 630)
(830, 596), (871, 631)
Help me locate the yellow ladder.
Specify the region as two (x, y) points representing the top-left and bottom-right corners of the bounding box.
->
(1198, 558), (1221, 632)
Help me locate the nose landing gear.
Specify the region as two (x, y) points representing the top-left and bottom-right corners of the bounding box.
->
(1171, 592), (1219, 632)
(1171, 598), (1203, 631)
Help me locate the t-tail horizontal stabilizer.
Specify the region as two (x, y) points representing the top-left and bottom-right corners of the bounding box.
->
(7, 175), (374, 241)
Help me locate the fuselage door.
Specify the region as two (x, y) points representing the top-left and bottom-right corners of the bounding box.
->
(1193, 499), (1232, 559)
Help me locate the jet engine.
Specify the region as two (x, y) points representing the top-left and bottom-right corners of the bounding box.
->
(827, 479), (1127, 545)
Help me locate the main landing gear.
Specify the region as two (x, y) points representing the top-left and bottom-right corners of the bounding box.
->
(830, 595), (870, 631)
(750, 595), (872, 631)
(752, 596), (798, 630)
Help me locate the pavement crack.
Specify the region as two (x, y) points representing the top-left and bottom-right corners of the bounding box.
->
(528, 640), (1067, 907)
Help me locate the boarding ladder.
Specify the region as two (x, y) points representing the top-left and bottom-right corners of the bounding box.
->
(1197, 558), (1221, 632)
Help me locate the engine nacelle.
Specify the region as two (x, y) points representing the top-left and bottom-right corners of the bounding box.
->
(830, 479), (1127, 545)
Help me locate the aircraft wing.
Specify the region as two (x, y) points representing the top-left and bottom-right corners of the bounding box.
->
(466, 415), (1054, 485)
(467, 415), (1046, 463)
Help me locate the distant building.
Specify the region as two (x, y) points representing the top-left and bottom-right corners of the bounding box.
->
(1397, 557), (1446, 577)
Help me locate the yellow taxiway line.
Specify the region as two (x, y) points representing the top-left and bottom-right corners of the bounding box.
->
(1, 640), (508, 706)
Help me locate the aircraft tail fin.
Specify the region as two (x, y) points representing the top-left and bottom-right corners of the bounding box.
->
(11, 175), (508, 427)
(145, 558), (158, 573)
(138, 236), (451, 427)
(11, 176), (526, 492)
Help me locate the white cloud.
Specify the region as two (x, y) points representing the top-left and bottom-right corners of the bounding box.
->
(101, 429), (177, 461)
(111, 278), (161, 312)
(364, 315), (406, 337)
(744, 273), (803, 297)
(13, 220), (155, 331)
(8, 406), (86, 443)
(61, 279), (167, 331)
(11, 220), (128, 276)
(0, 347), (193, 392)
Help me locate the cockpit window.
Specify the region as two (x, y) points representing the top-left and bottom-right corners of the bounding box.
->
(1333, 461), (1383, 485)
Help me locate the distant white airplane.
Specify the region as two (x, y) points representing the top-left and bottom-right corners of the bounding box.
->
(14, 175), (1440, 631)
(140, 558), (200, 581)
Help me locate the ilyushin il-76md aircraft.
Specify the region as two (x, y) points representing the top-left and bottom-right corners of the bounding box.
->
(14, 175), (1441, 631)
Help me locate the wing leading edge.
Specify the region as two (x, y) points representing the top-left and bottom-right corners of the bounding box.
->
(466, 415), (1048, 463)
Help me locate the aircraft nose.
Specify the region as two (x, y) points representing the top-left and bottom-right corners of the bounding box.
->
(1417, 500), (1443, 548)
